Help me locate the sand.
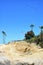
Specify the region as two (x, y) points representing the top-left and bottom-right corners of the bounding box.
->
(0, 41), (43, 65)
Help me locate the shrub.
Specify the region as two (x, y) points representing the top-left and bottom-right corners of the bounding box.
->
(25, 31), (35, 40)
(39, 42), (43, 48)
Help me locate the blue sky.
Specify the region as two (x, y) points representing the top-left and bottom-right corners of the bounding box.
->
(0, 0), (43, 44)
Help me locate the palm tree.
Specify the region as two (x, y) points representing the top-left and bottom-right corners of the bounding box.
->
(2, 31), (7, 44)
(40, 26), (43, 43)
(30, 24), (34, 31)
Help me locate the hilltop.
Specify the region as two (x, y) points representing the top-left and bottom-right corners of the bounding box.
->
(0, 41), (43, 65)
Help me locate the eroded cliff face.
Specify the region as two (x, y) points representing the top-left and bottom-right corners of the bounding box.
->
(0, 41), (43, 65)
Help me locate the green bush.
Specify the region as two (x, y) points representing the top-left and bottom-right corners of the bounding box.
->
(25, 31), (35, 40)
(39, 42), (43, 48)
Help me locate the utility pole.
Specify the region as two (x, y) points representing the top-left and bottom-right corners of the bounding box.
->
(2, 31), (7, 44)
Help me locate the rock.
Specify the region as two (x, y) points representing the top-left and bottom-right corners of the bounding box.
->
(0, 56), (10, 65)
(16, 62), (23, 65)
(15, 62), (34, 65)
(0, 41), (43, 65)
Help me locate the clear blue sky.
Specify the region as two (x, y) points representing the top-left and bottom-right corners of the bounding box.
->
(0, 0), (43, 44)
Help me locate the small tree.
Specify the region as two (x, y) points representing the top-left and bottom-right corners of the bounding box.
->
(25, 24), (35, 40)
(2, 31), (7, 44)
(30, 24), (34, 31)
(40, 26), (43, 43)
(25, 31), (35, 40)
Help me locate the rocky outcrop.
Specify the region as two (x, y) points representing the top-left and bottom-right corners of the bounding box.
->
(15, 62), (34, 65)
(0, 41), (43, 65)
(0, 56), (10, 65)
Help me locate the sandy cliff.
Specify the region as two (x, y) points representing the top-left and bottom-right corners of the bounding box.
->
(0, 41), (43, 65)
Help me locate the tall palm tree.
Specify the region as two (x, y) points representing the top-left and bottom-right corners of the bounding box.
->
(30, 24), (34, 31)
(2, 31), (7, 44)
(40, 26), (43, 43)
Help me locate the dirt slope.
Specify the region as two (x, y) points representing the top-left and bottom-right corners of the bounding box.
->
(0, 41), (43, 65)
